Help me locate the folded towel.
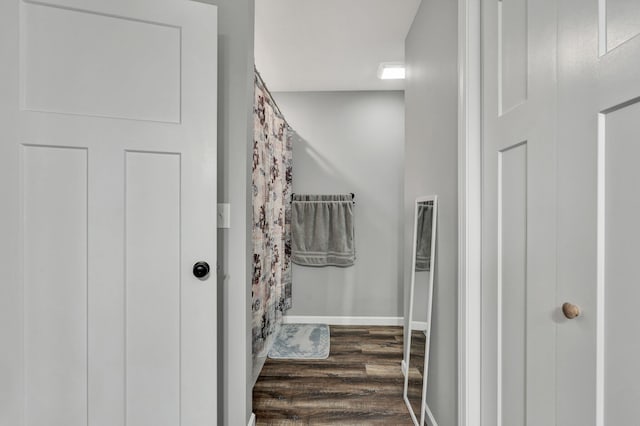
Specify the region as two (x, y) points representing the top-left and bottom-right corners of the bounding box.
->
(291, 194), (355, 267)
(415, 202), (433, 271)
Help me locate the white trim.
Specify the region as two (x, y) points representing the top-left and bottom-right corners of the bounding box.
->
(402, 359), (408, 377)
(282, 315), (403, 326)
(248, 413), (256, 426)
(497, 0), (503, 115)
(598, 0), (607, 56)
(411, 321), (429, 332)
(496, 152), (504, 426)
(458, 0), (482, 425)
(596, 112), (606, 426)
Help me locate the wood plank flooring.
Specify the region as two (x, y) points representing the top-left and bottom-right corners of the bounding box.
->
(253, 325), (418, 425)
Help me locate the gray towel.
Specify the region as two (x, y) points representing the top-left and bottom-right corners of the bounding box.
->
(415, 202), (433, 271)
(291, 194), (355, 267)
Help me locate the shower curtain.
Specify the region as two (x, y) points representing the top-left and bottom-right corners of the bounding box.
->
(252, 70), (293, 357)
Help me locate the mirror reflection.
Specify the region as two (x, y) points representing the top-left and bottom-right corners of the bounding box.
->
(404, 197), (437, 426)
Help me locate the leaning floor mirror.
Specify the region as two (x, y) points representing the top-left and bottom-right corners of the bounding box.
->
(403, 195), (438, 426)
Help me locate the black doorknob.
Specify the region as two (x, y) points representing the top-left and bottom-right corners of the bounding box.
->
(193, 261), (210, 279)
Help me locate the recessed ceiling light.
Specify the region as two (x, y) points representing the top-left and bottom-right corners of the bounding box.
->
(377, 62), (405, 80)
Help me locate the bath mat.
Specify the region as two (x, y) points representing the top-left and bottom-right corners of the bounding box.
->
(268, 323), (330, 360)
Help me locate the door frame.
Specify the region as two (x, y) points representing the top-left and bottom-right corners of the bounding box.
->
(457, 0), (482, 424)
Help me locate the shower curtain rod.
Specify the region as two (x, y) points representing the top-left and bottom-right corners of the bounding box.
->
(254, 66), (292, 130)
(291, 193), (356, 204)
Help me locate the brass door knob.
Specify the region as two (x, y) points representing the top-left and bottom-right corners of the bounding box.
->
(562, 302), (580, 319)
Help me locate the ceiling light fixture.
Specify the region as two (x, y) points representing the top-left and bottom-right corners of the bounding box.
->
(377, 62), (405, 80)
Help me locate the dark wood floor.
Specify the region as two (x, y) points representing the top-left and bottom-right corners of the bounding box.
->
(253, 325), (420, 425)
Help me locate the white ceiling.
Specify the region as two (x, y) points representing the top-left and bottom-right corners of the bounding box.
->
(254, 0), (422, 92)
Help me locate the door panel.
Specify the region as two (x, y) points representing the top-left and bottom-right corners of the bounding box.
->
(498, 0), (528, 114)
(482, 0), (557, 425)
(125, 152), (181, 426)
(601, 100), (640, 425)
(0, 1), (218, 425)
(23, 146), (88, 426)
(498, 143), (528, 426)
(21, 1), (181, 122)
(604, 0), (640, 53)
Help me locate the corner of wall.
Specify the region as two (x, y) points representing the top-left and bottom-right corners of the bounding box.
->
(404, 0), (459, 425)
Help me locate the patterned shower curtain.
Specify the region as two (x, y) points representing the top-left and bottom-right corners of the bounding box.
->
(252, 70), (293, 357)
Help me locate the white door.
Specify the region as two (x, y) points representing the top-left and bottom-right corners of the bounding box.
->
(0, 1), (218, 425)
(556, 0), (640, 424)
(482, 0), (640, 424)
(481, 0), (558, 424)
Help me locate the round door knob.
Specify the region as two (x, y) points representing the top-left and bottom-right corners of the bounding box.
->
(193, 261), (210, 279)
(562, 302), (580, 319)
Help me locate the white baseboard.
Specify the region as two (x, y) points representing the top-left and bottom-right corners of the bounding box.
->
(401, 359), (408, 377)
(283, 315), (403, 326)
(411, 320), (428, 331)
(248, 413), (256, 426)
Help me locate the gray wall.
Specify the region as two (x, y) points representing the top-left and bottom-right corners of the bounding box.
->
(198, 0), (255, 425)
(405, 0), (458, 425)
(273, 91), (405, 318)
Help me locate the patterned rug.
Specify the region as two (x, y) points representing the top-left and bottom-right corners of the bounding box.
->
(268, 324), (330, 360)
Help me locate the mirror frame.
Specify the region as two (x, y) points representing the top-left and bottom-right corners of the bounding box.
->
(403, 195), (438, 426)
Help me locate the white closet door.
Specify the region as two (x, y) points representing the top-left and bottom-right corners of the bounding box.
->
(0, 1), (218, 425)
(481, 0), (558, 424)
(556, 0), (640, 424)
(482, 0), (640, 424)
